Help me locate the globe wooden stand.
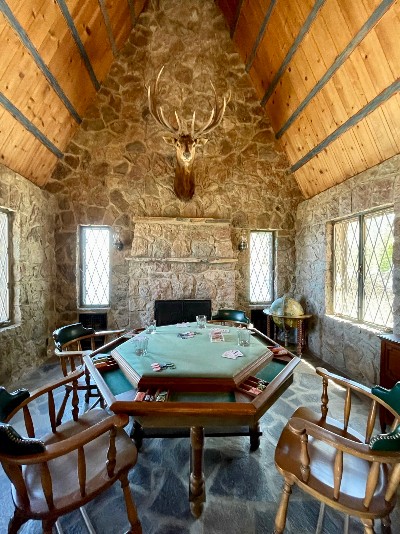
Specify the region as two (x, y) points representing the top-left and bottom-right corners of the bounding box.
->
(263, 310), (312, 355)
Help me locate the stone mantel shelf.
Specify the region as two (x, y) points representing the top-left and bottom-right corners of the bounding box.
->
(133, 217), (231, 226)
(126, 257), (238, 264)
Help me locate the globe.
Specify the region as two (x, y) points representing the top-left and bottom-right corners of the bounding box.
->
(269, 295), (304, 328)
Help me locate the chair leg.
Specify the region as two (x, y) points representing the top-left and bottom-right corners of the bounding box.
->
(56, 388), (71, 426)
(381, 515), (391, 534)
(42, 518), (56, 534)
(315, 502), (325, 534)
(274, 479), (293, 534)
(361, 518), (375, 534)
(120, 472), (142, 534)
(8, 507), (27, 534)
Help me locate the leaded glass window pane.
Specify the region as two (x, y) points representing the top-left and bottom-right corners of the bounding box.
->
(363, 209), (394, 327)
(333, 217), (359, 319)
(0, 211), (10, 323)
(250, 231), (274, 304)
(80, 226), (110, 307)
(332, 207), (393, 329)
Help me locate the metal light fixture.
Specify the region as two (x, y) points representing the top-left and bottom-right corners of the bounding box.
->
(113, 229), (123, 251)
(238, 234), (248, 252)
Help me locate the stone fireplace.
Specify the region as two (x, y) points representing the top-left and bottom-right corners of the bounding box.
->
(127, 217), (237, 326)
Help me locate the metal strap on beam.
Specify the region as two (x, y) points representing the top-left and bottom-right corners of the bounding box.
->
(0, 92), (64, 158)
(98, 0), (117, 56)
(290, 78), (400, 173)
(231, 0), (245, 38)
(245, 0), (277, 72)
(260, 0), (326, 107)
(0, 0), (81, 124)
(127, 0), (137, 26)
(56, 0), (100, 91)
(276, 0), (395, 139)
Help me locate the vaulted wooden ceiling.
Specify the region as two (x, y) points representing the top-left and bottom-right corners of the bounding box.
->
(1, 0), (399, 198)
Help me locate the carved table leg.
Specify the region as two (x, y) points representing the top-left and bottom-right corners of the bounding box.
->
(189, 426), (205, 518)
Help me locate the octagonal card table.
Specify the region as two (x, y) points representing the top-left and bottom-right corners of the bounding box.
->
(84, 323), (301, 517)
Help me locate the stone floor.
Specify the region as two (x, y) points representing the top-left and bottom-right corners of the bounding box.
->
(1, 352), (399, 534)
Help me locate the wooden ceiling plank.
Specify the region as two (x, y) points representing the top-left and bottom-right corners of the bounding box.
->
(364, 107), (399, 159)
(0, 107), (58, 185)
(275, 0), (395, 139)
(245, 0), (277, 72)
(106, 0), (133, 50)
(98, 0), (117, 56)
(0, 92), (63, 157)
(382, 93), (400, 152)
(56, 0), (100, 90)
(0, 4), (81, 124)
(260, 0), (326, 106)
(1, 19), (78, 148)
(65, 0), (113, 83)
(7, 0), (96, 117)
(233, 0), (266, 65)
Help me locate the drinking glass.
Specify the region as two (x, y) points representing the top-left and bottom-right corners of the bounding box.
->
(237, 328), (251, 347)
(196, 315), (207, 329)
(146, 319), (156, 334)
(134, 335), (149, 356)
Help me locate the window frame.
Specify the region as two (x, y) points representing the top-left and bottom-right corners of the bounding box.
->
(332, 205), (394, 329)
(249, 230), (275, 305)
(0, 208), (12, 327)
(78, 225), (111, 309)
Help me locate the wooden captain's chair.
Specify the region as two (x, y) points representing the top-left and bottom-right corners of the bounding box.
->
(53, 322), (124, 423)
(211, 309), (250, 325)
(0, 371), (141, 534)
(274, 367), (400, 534)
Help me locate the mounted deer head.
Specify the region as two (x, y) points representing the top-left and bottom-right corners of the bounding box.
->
(147, 66), (229, 201)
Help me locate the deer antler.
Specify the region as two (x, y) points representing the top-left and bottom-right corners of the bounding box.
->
(147, 66), (229, 138)
(147, 66), (179, 134)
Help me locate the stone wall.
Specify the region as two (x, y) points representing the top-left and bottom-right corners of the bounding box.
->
(128, 217), (236, 325)
(295, 154), (400, 385)
(0, 166), (57, 384)
(44, 0), (304, 329)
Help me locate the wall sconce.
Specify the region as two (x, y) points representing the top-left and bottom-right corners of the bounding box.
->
(113, 229), (123, 251)
(238, 234), (248, 252)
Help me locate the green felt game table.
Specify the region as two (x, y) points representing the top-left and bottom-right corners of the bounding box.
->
(84, 324), (301, 517)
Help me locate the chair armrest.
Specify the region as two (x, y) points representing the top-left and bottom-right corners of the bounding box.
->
(4, 369), (84, 422)
(316, 367), (372, 395)
(5, 412), (129, 465)
(289, 416), (400, 463)
(95, 329), (125, 336)
(55, 349), (85, 358)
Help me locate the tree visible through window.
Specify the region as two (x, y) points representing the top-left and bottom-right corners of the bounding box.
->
(333, 207), (394, 329)
(79, 226), (110, 307)
(0, 209), (10, 324)
(249, 231), (274, 304)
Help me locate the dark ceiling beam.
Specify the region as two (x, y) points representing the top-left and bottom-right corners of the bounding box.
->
(0, 92), (63, 158)
(290, 78), (400, 173)
(56, 0), (100, 91)
(260, 0), (326, 107)
(276, 0), (395, 139)
(245, 0), (276, 72)
(98, 0), (117, 56)
(231, 0), (245, 38)
(0, 0), (81, 124)
(127, 0), (137, 25)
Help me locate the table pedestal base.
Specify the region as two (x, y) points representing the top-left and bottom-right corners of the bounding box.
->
(189, 426), (205, 517)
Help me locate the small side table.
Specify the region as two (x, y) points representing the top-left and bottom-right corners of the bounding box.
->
(263, 310), (312, 356)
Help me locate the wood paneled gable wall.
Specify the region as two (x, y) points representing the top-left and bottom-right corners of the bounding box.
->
(218, 0), (400, 198)
(0, 0), (146, 187)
